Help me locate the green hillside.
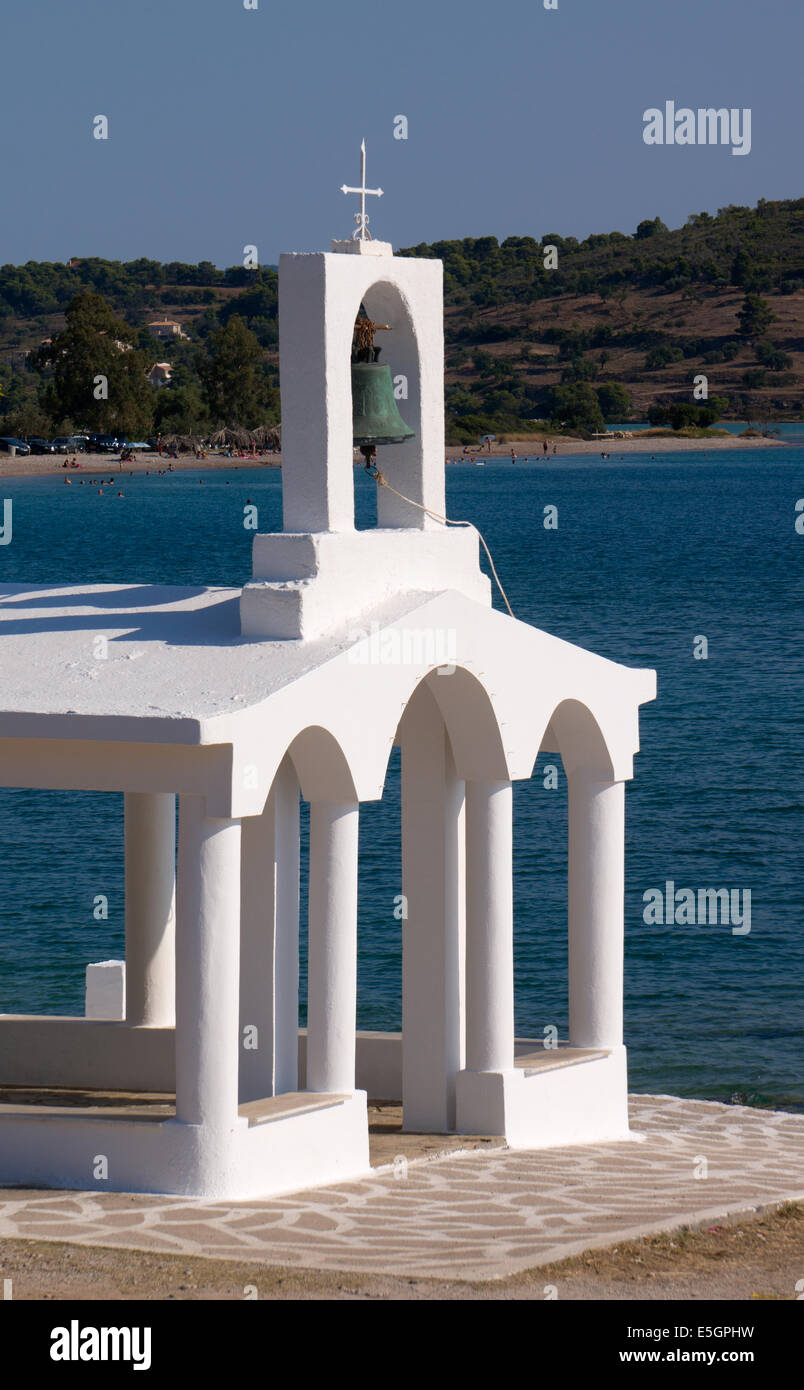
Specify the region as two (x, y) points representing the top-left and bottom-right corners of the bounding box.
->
(2, 197), (803, 440)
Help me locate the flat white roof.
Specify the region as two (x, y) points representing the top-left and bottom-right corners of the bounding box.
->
(0, 584), (655, 756)
(0, 583), (440, 737)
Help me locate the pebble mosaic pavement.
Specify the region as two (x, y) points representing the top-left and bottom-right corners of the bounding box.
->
(0, 1096), (802, 1280)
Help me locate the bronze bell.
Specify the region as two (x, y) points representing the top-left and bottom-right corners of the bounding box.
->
(352, 360), (415, 452)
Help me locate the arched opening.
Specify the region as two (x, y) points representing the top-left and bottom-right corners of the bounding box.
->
(513, 698), (619, 1063)
(356, 744), (402, 1034)
(395, 666), (506, 1133)
(347, 278), (426, 531)
(236, 681), (623, 1146)
(512, 758), (569, 1049)
(238, 726), (358, 1107)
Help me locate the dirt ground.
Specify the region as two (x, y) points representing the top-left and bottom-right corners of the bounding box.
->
(1, 1202), (801, 1301)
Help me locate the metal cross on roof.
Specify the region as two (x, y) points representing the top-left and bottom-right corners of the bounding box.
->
(340, 139), (383, 241)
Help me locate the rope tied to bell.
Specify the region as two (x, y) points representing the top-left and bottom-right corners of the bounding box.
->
(364, 463), (515, 619)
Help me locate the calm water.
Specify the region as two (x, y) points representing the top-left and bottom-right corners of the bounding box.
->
(1, 449), (802, 1110)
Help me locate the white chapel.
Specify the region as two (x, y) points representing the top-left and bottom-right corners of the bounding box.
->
(0, 152), (655, 1198)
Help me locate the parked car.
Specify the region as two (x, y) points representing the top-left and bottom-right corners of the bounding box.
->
(125, 440), (155, 452)
(67, 434), (90, 452)
(27, 437), (59, 454)
(87, 433), (127, 453)
(50, 437), (76, 452)
(0, 436), (31, 455)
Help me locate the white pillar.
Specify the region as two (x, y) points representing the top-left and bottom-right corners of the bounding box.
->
(465, 779), (514, 1073)
(239, 759), (300, 1103)
(306, 800), (359, 1094)
(279, 253), (355, 532)
(240, 804), (274, 1104)
(568, 774), (625, 1049)
(124, 791), (175, 1027)
(175, 794), (242, 1128)
(273, 760), (301, 1094)
(401, 686), (465, 1132)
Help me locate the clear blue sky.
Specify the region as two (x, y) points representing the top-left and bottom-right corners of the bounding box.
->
(3, 0), (801, 267)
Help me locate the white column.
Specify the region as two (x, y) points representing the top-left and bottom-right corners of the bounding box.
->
(239, 759), (300, 1103)
(273, 760), (301, 1094)
(465, 780), (514, 1073)
(401, 686), (465, 1132)
(568, 774), (625, 1049)
(124, 791), (176, 1027)
(279, 253), (355, 532)
(175, 794), (242, 1128)
(306, 800), (359, 1094)
(239, 803), (275, 1104)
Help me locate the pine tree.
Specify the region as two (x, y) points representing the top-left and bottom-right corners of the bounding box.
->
(34, 291), (154, 434)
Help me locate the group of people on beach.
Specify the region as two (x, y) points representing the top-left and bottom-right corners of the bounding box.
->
(448, 439), (560, 465)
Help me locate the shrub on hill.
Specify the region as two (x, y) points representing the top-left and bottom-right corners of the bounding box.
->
(645, 344), (685, 369)
(545, 382), (605, 433)
(756, 340), (793, 371)
(596, 383), (631, 421)
(647, 397), (729, 429)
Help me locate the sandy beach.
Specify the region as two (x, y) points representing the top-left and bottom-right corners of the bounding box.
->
(0, 430), (787, 481)
(448, 430), (787, 461)
(0, 452), (282, 481)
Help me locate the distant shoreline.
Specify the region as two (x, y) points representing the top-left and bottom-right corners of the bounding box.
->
(450, 431), (787, 460)
(0, 430), (789, 481)
(0, 452), (282, 481)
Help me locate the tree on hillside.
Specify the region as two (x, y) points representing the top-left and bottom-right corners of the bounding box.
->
(635, 217), (669, 240)
(737, 293), (776, 341)
(153, 382), (211, 436)
(596, 383), (631, 421)
(648, 397), (728, 429)
(0, 367), (52, 437)
(197, 314), (271, 427)
(545, 383), (605, 434)
(730, 249), (755, 288)
(755, 339), (793, 371)
(34, 290), (154, 434)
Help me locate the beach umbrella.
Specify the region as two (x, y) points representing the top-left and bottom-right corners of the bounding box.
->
(210, 426), (253, 449)
(248, 424), (281, 450)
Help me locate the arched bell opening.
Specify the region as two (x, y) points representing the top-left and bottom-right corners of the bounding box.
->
(348, 279), (427, 531)
(276, 249), (447, 544)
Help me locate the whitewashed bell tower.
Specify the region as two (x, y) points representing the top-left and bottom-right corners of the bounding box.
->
(240, 143), (489, 640)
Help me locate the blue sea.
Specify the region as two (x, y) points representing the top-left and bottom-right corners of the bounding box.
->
(1, 448), (802, 1111)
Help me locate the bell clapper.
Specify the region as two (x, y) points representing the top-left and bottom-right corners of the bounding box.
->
(360, 445), (378, 474)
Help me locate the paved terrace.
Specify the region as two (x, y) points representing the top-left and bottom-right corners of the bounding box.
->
(0, 1096), (801, 1281)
